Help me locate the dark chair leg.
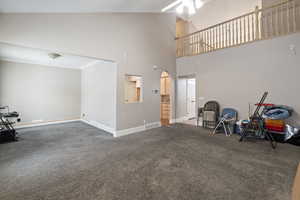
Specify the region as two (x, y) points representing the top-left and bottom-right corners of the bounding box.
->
(265, 132), (277, 149)
(239, 125), (249, 142)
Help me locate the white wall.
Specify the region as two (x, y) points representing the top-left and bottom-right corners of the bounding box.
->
(0, 13), (177, 131)
(189, 0), (262, 31)
(81, 61), (117, 133)
(0, 60), (81, 124)
(262, 0), (300, 7)
(177, 33), (300, 126)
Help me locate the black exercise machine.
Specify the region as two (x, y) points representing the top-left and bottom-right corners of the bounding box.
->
(239, 92), (277, 149)
(0, 106), (20, 142)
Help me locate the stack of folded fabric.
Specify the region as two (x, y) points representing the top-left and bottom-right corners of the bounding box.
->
(265, 119), (285, 132)
(263, 105), (293, 133)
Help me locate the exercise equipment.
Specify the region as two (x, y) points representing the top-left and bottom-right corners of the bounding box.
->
(0, 106), (20, 142)
(239, 92), (277, 149)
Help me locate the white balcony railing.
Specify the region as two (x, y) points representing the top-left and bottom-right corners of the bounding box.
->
(176, 0), (300, 57)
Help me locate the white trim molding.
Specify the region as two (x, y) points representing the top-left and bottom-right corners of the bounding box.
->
(80, 119), (116, 136)
(170, 118), (177, 124)
(15, 119), (81, 129)
(16, 118), (162, 138)
(115, 121), (161, 137)
(173, 116), (189, 123)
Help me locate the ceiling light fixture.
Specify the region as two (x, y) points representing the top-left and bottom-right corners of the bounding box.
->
(161, 0), (204, 16)
(176, 4), (184, 14)
(195, 0), (204, 9)
(189, 6), (196, 15)
(161, 0), (181, 12)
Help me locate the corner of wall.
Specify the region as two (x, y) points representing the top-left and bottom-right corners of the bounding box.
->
(81, 119), (116, 136)
(114, 121), (161, 137)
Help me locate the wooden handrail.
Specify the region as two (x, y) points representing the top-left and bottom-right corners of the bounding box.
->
(176, 11), (255, 39)
(176, 0), (295, 40)
(176, 0), (299, 57)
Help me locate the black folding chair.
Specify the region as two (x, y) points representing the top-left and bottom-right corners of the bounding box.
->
(202, 101), (220, 129)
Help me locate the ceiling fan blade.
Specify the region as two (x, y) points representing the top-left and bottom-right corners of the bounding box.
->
(161, 0), (182, 12)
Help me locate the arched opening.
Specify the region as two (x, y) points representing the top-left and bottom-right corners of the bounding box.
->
(160, 71), (171, 126)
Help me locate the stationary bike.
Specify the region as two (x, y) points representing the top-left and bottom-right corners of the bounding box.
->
(239, 92), (277, 149)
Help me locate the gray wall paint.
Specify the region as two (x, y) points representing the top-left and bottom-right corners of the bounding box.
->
(81, 61), (117, 130)
(0, 60), (81, 124)
(0, 13), (176, 131)
(177, 33), (300, 126)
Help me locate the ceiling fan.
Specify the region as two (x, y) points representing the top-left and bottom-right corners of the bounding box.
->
(161, 0), (204, 16)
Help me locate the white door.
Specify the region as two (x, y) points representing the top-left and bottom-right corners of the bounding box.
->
(187, 79), (196, 119)
(176, 79), (187, 120)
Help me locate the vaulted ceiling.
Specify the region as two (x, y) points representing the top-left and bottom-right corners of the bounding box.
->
(0, 0), (175, 13)
(0, 43), (102, 69)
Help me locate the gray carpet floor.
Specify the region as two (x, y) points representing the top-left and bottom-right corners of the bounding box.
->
(0, 122), (299, 200)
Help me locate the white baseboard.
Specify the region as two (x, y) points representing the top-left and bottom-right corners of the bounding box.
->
(174, 116), (189, 123)
(115, 121), (161, 137)
(170, 119), (176, 124)
(169, 117), (193, 124)
(80, 119), (116, 136)
(15, 119), (81, 129)
(16, 118), (161, 138)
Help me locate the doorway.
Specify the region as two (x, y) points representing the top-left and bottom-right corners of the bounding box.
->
(187, 78), (196, 120)
(177, 77), (197, 126)
(160, 71), (171, 126)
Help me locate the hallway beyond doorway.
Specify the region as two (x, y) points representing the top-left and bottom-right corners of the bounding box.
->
(160, 71), (171, 126)
(177, 76), (197, 126)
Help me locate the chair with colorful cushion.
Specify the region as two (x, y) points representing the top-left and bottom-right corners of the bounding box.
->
(212, 108), (238, 136)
